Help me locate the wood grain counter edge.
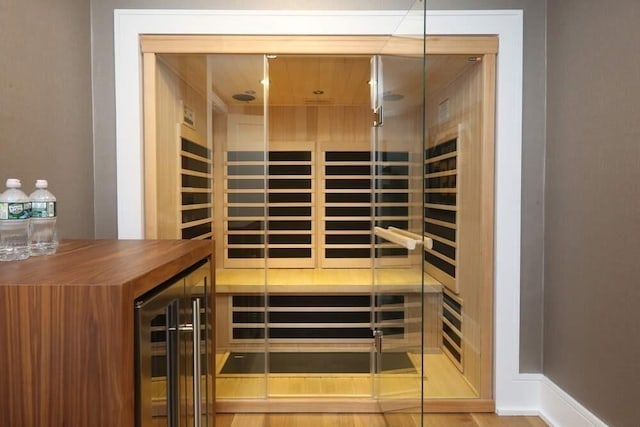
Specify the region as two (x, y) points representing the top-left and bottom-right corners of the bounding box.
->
(0, 239), (213, 299)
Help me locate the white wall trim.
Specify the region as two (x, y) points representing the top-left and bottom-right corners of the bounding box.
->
(496, 373), (609, 426)
(539, 376), (609, 427)
(112, 6), (540, 414)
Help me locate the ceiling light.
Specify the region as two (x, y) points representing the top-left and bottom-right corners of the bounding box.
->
(232, 93), (256, 102)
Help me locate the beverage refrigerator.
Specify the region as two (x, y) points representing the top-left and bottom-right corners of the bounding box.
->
(135, 259), (213, 427)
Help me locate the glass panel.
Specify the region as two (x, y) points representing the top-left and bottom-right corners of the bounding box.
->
(212, 53), (268, 400)
(265, 51), (374, 398)
(372, 54), (424, 415)
(373, 1), (426, 420)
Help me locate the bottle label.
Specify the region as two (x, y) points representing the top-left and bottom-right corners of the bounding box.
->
(0, 202), (31, 220)
(31, 201), (56, 218)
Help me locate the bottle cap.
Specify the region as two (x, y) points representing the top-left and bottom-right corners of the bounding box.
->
(6, 178), (21, 188)
(35, 179), (48, 189)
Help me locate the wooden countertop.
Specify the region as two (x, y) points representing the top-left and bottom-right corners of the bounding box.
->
(0, 239), (212, 298)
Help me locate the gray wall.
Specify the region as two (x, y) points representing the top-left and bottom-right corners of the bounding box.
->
(91, 0), (547, 373)
(545, 1), (640, 425)
(0, 0), (94, 239)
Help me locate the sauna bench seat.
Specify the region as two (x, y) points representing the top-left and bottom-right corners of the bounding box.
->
(215, 268), (442, 294)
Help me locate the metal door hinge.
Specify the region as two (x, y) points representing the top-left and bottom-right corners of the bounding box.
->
(372, 108), (383, 127)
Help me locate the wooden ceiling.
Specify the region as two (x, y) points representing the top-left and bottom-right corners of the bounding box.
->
(159, 53), (476, 109)
(268, 56), (371, 106)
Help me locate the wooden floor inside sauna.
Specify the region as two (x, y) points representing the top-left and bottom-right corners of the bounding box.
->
(215, 352), (477, 399)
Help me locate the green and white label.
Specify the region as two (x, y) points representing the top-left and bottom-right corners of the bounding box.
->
(31, 201), (56, 218)
(0, 202), (31, 220)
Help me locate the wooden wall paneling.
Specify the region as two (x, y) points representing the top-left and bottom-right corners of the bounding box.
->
(177, 56), (209, 147)
(215, 294), (232, 352)
(268, 106), (329, 145)
(155, 60), (181, 239)
(305, 107), (319, 145)
(158, 54), (208, 98)
(180, 127), (213, 240)
(316, 107), (371, 269)
(423, 126), (459, 294)
(223, 113), (266, 269)
(153, 55), (210, 241)
(424, 56), (494, 397)
(269, 107), (311, 142)
(143, 52), (158, 239)
(268, 110), (317, 268)
(479, 54), (496, 399)
(321, 149), (372, 269)
(213, 109), (228, 272)
(316, 106), (371, 146)
(225, 113), (266, 151)
(159, 55), (209, 144)
(457, 62), (484, 396)
(441, 289), (464, 372)
(176, 58), (211, 241)
(423, 292), (444, 352)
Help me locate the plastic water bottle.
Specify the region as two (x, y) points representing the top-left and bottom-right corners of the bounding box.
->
(0, 178), (31, 261)
(29, 179), (58, 256)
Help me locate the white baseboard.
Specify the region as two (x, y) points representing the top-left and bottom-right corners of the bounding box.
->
(497, 374), (608, 427)
(539, 376), (608, 427)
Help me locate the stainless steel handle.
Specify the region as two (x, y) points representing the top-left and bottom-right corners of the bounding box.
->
(192, 298), (202, 427)
(166, 299), (202, 427)
(166, 301), (179, 427)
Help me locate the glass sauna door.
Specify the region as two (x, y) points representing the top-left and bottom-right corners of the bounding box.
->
(370, 51), (426, 418)
(213, 54), (269, 400)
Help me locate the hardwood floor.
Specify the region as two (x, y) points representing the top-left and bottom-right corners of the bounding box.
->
(215, 412), (548, 427)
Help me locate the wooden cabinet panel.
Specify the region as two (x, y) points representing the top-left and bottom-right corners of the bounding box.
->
(0, 284), (131, 426)
(0, 240), (213, 427)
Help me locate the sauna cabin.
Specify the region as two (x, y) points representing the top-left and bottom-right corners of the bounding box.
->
(143, 38), (494, 412)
